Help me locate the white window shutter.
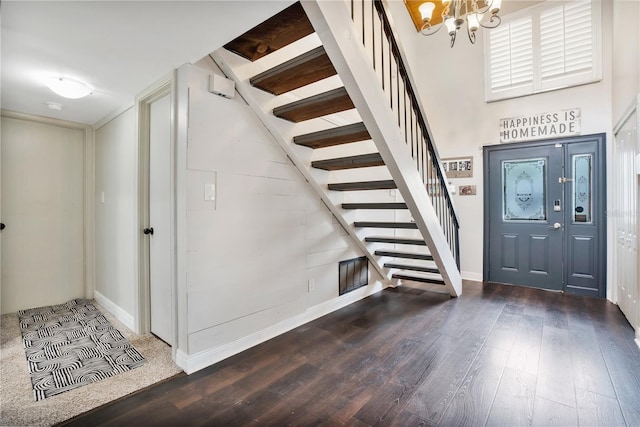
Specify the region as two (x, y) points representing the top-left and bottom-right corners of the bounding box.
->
(487, 17), (533, 96)
(489, 26), (512, 90)
(509, 18), (534, 86)
(485, 0), (600, 102)
(540, 5), (566, 80)
(564, 1), (593, 74)
(540, 1), (592, 82)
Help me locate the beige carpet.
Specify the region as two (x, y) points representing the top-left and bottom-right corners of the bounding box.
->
(0, 300), (183, 426)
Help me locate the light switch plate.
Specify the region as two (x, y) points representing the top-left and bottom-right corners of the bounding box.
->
(205, 184), (216, 201)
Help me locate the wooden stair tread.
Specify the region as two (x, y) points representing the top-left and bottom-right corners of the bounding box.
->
(354, 222), (417, 229)
(328, 180), (396, 191)
(375, 250), (433, 261)
(294, 123), (370, 149)
(273, 87), (354, 122)
(250, 46), (336, 95)
(223, 3), (315, 62)
(342, 202), (407, 209)
(392, 273), (445, 285)
(384, 263), (439, 274)
(312, 153), (384, 171)
(365, 236), (426, 246)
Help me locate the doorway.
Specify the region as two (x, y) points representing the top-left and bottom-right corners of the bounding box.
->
(483, 134), (606, 297)
(138, 80), (175, 346)
(1, 114), (86, 314)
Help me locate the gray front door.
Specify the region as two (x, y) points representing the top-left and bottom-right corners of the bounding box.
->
(484, 134), (606, 297)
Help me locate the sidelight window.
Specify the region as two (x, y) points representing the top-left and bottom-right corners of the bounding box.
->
(572, 154), (592, 223)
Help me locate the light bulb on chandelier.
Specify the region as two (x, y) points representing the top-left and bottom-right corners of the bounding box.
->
(418, 0), (502, 47)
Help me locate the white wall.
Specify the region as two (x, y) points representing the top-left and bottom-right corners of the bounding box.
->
(1, 114), (86, 314)
(612, 0), (640, 122)
(179, 61), (385, 365)
(93, 107), (137, 324)
(391, 1), (614, 280)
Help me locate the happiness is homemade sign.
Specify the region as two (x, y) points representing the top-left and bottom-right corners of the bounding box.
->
(500, 109), (581, 143)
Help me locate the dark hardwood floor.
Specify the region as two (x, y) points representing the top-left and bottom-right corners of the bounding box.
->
(60, 281), (640, 426)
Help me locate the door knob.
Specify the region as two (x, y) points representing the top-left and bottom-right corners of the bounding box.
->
(0, 223), (5, 231)
(553, 223), (561, 229)
(143, 227), (154, 235)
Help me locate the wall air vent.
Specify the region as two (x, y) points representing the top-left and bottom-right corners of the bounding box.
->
(339, 256), (368, 295)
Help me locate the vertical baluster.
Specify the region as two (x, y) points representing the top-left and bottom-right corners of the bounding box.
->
(417, 129), (421, 180)
(410, 104), (414, 157)
(430, 156), (435, 204)
(448, 217), (453, 254)
(453, 214), (457, 258)
(371, 1), (376, 71)
(438, 171), (447, 231)
(388, 39), (393, 110)
(424, 138), (428, 184)
(420, 130), (425, 182)
(417, 112), (422, 176)
(411, 108), (418, 159)
(361, 0), (365, 46)
(456, 226), (461, 268)
(380, 14), (384, 90)
(417, 124), (422, 178)
(403, 84), (408, 145)
(396, 61), (401, 127)
(421, 129), (426, 183)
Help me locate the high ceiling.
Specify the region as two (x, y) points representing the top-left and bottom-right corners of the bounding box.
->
(1, 1), (295, 125)
(1, 0), (539, 126)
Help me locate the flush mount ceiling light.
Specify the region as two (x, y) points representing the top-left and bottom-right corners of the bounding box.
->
(409, 0), (502, 47)
(46, 77), (92, 99)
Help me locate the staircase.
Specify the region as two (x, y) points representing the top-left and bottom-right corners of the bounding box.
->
(213, 1), (462, 296)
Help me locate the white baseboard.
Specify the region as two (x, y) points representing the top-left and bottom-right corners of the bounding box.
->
(176, 280), (389, 374)
(94, 291), (135, 331)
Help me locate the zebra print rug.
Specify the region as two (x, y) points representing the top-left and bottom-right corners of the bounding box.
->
(18, 299), (146, 401)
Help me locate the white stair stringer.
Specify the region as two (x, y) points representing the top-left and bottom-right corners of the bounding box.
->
(301, 0), (462, 297)
(211, 49), (392, 283)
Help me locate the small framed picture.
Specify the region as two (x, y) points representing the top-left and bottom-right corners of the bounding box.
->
(459, 185), (477, 196)
(442, 156), (473, 178)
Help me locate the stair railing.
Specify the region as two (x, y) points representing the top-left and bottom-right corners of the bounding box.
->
(350, 0), (460, 267)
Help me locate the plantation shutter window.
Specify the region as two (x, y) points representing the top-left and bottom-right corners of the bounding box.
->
(488, 17), (534, 97)
(485, 0), (601, 102)
(540, 1), (594, 89)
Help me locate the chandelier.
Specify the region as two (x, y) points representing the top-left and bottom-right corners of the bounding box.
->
(418, 0), (503, 47)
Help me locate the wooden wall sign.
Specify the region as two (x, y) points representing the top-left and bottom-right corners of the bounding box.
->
(500, 108), (581, 143)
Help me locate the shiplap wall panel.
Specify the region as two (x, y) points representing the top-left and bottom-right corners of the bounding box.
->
(184, 62), (382, 353)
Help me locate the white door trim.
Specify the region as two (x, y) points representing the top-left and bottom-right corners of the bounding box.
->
(135, 73), (177, 348)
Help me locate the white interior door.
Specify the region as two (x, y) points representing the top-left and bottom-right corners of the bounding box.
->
(614, 103), (639, 333)
(1, 116), (84, 314)
(148, 94), (173, 344)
